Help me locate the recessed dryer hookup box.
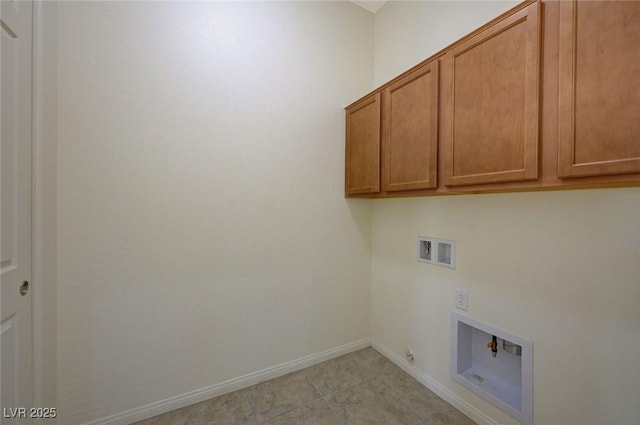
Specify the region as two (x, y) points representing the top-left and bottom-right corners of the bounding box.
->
(451, 312), (533, 425)
(418, 236), (455, 269)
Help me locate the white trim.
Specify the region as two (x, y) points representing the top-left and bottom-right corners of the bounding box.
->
(85, 338), (371, 425)
(372, 339), (501, 425)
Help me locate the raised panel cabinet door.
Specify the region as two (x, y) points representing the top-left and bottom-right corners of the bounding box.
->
(383, 61), (438, 192)
(442, 1), (540, 186)
(558, 1), (640, 178)
(345, 92), (381, 195)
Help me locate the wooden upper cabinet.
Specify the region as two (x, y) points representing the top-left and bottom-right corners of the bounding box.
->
(442, 2), (540, 187)
(558, 1), (640, 178)
(383, 61), (439, 192)
(345, 92), (381, 195)
(344, 0), (640, 198)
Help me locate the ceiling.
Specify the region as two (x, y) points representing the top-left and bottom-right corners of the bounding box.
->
(351, 1), (388, 14)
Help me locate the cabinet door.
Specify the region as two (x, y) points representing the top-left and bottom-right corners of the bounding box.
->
(345, 93), (381, 195)
(558, 1), (640, 178)
(383, 61), (438, 192)
(442, 2), (540, 187)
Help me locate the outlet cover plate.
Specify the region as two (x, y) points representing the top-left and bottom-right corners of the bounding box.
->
(456, 289), (469, 311)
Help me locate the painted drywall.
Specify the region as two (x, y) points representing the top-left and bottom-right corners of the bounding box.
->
(372, 2), (640, 425)
(373, 0), (519, 85)
(55, 2), (373, 423)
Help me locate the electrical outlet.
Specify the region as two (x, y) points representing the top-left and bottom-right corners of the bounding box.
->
(456, 289), (469, 311)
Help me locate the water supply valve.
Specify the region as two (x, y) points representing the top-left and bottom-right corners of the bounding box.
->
(486, 335), (498, 357)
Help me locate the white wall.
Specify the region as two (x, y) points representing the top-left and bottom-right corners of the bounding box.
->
(374, 1), (518, 85)
(372, 2), (640, 425)
(55, 2), (373, 423)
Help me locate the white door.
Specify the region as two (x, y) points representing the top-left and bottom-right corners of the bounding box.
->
(1, 0), (33, 420)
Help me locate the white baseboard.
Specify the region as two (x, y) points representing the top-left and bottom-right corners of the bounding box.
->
(371, 340), (501, 425)
(85, 338), (371, 425)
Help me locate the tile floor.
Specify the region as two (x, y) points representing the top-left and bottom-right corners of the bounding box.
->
(133, 347), (476, 425)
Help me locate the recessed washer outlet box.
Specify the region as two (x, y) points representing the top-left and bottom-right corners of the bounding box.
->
(418, 237), (455, 269)
(451, 312), (533, 425)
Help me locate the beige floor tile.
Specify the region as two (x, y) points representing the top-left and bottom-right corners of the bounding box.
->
(372, 364), (447, 416)
(348, 347), (395, 381)
(131, 390), (255, 425)
(326, 380), (425, 425)
(305, 354), (369, 397)
(245, 370), (321, 423)
(370, 364), (474, 424)
(422, 407), (477, 425)
(131, 348), (476, 425)
(258, 399), (343, 425)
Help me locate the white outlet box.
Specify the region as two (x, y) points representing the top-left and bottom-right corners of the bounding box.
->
(451, 312), (533, 425)
(456, 289), (469, 311)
